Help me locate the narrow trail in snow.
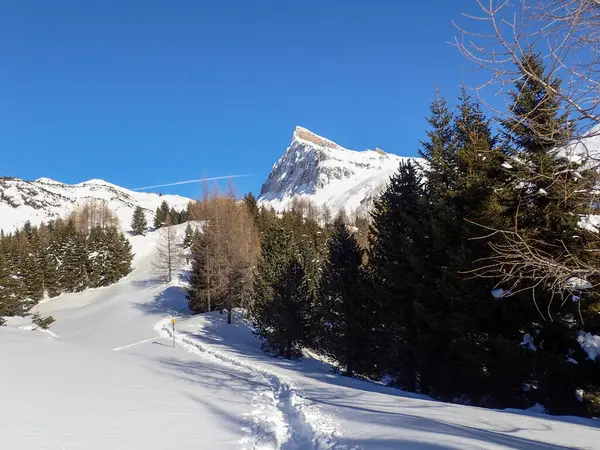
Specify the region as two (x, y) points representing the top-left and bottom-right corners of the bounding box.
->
(155, 318), (352, 450)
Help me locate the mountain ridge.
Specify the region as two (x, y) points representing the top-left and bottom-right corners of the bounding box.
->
(258, 126), (422, 216)
(0, 177), (191, 233)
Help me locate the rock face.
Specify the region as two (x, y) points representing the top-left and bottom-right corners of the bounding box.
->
(0, 177), (191, 233)
(258, 126), (422, 216)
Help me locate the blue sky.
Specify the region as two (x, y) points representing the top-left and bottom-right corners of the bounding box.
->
(0, 0), (485, 198)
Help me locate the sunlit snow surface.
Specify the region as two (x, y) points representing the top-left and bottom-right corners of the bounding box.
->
(2, 224), (599, 449)
(0, 177), (191, 233)
(258, 127), (423, 216)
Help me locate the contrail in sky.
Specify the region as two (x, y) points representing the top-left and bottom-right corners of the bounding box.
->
(131, 174), (252, 191)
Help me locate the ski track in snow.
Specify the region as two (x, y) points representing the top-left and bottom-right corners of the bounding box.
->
(154, 317), (351, 450)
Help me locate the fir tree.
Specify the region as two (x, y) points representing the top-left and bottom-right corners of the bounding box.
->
(183, 223), (193, 248)
(318, 217), (371, 377)
(367, 161), (432, 391)
(57, 222), (89, 293)
(418, 90), (456, 198)
(0, 248), (23, 316)
(43, 233), (62, 297)
(495, 51), (600, 415)
(256, 257), (311, 359)
(153, 200), (170, 228)
(169, 207), (180, 225)
(243, 192), (259, 222)
(20, 236), (44, 305)
(131, 206), (148, 236)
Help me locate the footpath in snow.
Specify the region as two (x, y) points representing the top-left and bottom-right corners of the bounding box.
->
(2, 224), (600, 449)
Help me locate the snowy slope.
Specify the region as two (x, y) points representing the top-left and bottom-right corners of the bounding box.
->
(2, 224), (599, 449)
(258, 127), (422, 215)
(0, 177), (191, 233)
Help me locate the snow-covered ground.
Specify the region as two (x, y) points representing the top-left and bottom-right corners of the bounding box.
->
(2, 224), (600, 449)
(0, 177), (191, 233)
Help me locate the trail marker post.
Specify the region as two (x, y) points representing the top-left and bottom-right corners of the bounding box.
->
(171, 318), (176, 348)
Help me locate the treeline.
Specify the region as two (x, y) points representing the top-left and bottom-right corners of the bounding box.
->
(0, 200), (133, 318)
(186, 188), (260, 324)
(246, 53), (600, 417)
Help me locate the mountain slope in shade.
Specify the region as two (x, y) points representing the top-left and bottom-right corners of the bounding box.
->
(258, 126), (422, 216)
(0, 177), (191, 233)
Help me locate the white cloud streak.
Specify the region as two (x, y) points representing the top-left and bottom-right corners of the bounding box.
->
(131, 174), (252, 191)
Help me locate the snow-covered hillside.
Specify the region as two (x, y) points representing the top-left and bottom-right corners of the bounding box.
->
(2, 225), (599, 449)
(258, 127), (422, 215)
(0, 177), (191, 233)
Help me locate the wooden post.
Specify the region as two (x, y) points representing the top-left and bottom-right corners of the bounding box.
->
(171, 318), (176, 348)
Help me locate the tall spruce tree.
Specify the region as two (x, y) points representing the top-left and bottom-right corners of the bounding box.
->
(131, 206), (148, 236)
(318, 217), (371, 377)
(153, 200), (170, 229)
(258, 257), (312, 359)
(57, 222), (89, 293)
(251, 224), (309, 357)
(182, 223), (193, 248)
(496, 51), (600, 415)
(367, 161), (433, 391)
(0, 247), (23, 316)
(418, 90), (456, 198)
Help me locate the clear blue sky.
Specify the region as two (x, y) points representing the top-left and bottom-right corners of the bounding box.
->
(0, 0), (485, 199)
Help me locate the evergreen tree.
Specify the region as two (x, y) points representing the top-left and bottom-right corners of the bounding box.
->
(367, 161), (432, 391)
(0, 247), (23, 316)
(496, 51), (600, 415)
(43, 232), (62, 297)
(418, 90), (456, 198)
(318, 217), (372, 376)
(178, 209), (189, 223)
(182, 223), (193, 248)
(131, 206), (148, 236)
(256, 257), (311, 359)
(86, 226), (106, 288)
(20, 235), (44, 305)
(251, 225), (297, 351)
(113, 228), (134, 280)
(169, 207), (180, 225)
(57, 222), (89, 293)
(153, 200), (170, 228)
(501, 51), (578, 244)
(243, 192), (259, 222)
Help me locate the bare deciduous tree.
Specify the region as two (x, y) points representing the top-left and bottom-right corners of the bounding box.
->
(454, 0), (600, 144)
(187, 181), (260, 322)
(68, 200), (120, 235)
(152, 215), (183, 282)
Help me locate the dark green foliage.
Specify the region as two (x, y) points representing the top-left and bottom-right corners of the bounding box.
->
(183, 223), (193, 248)
(57, 221), (89, 293)
(318, 218), (373, 377)
(32, 311), (55, 330)
(243, 192), (259, 222)
(256, 257), (312, 359)
(153, 200), (187, 227)
(86, 226), (133, 288)
(0, 249), (23, 316)
(367, 161), (433, 391)
(0, 217), (134, 316)
(494, 51), (600, 416)
(187, 228), (212, 313)
(131, 206), (148, 236)
(250, 225), (313, 358)
(418, 90), (456, 197)
(153, 200), (170, 228)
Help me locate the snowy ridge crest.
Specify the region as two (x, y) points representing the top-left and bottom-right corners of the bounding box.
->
(259, 126), (422, 216)
(0, 177), (191, 233)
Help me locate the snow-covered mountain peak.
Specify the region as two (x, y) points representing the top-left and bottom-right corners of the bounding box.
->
(293, 126), (343, 150)
(259, 127), (422, 216)
(0, 177), (191, 233)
